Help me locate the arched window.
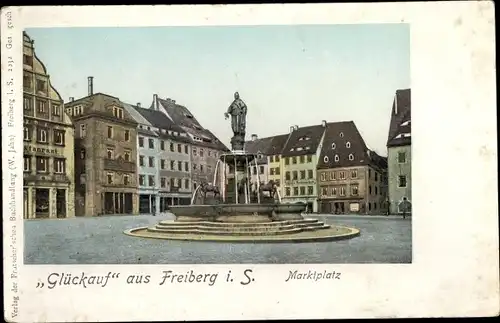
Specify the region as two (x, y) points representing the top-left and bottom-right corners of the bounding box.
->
(349, 154), (354, 161)
(323, 156), (329, 163)
(346, 141), (351, 148)
(339, 132), (344, 138)
(331, 142), (336, 149)
(334, 154), (339, 162)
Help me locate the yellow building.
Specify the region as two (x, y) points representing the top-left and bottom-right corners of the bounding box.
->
(281, 123), (327, 212)
(22, 32), (75, 219)
(265, 134), (290, 198)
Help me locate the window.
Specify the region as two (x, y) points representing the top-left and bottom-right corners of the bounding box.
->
(80, 149), (86, 159)
(107, 173), (114, 184)
(160, 177), (166, 188)
(149, 157), (155, 167)
(270, 168), (275, 176)
(308, 186), (314, 195)
(339, 171), (346, 180)
(200, 149), (204, 157)
(324, 156), (329, 163)
(170, 143), (174, 152)
(160, 159), (166, 170)
(36, 79), (46, 92)
(139, 175), (145, 186)
(375, 186), (378, 195)
(252, 166), (257, 175)
(351, 185), (359, 196)
(369, 186), (372, 195)
(339, 132), (344, 138)
(351, 170), (357, 178)
(184, 145), (188, 154)
(285, 157), (289, 165)
(37, 100), (47, 113)
(23, 54), (33, 66)
(192, 147), (197, 155)
(322, 187), (328, 196)
(375, 172), (378, 181)
(331, 187), (337, 196)
(269, 156), (274, 163)
(398, 152), (406, 163)
(184, 179), (190, 189)
(177, 144), (182, 153)
(52, 104), (61, 116)
(185, 162), (189, 172)
(23, 96), (33, 111)
(349, 154), (354, 161)
(320, 173), (326, 181)
(275, 155), (280, 162)
(54, 130), (65, 145)
(299, 155), (305, 163)
(193, 163), (197, 170)
(331, 143), (336, 149)
(24, 126), (31, 141)
(149, 138), (154, 149)
(398, 175), (407, 187)
(139, 155), (144, 166)
(148, 175), (155, 187)
(178, 161), (182, 171)
(308, 169), (313, 179)
(300, 170), (306, 179)
(107, 126), (113, 139)
(340, 186), (346, 196)
(276, 167), (281, 175)
(106, 148), (114, 159)
(124, 130), (130, 142)
(285, 187), (291, 196)
(113, 107), (124, 119)
(24, 156), (31, 172)
(200, 165), (204, 173)
(346, 142), (351, 148)
(160, 140), (165, 150)
(292, 171), (298, 180)
(292, 157), (297, 164)
(307, 155), (312, 163)
(329, 171), (335, 181)
(368, 169), (372, 178)
(300, 186), (305, 195)
(80, 124), (86, 138)
(293, 187), (299, 196)
(138, 137), (144, 148)
(36, 157), (48, 173)
(285, 171), (291, 181)
(124, 150), (131, 161)
(334, 154), (340, 162)
(123, 175), (130, 186)
(54, 158), (66, 174)
(37, 128), (48, 143)
(260, 166), (264, 174)
(170, 161), (175, 170)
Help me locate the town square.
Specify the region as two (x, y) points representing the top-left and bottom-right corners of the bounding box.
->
(22, 24), (412, 264)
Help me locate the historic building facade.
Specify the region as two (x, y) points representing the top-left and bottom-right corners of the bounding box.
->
(122, 103), (160, 214)
(244, 134), (274, 192)
(266, 134), (291, 198)
(22, 32), (75, 219)
(387, 88), (412, 214)
(150, 95), (228, 190)
(65, 78), (139, 216)
(133, 105), (193, 208)
(281, 122), (327, 212)
(316, 121), (388, 215)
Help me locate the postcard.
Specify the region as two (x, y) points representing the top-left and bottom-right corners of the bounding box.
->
(1, 2), (498, 321)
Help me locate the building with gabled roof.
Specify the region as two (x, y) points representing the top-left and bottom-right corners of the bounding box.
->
(317, 121), (388, 215)
(244, 134), (276, 191)
(387, 88), (412, 214)
(150, 95), (228, 190)
(280, 121), (328, 212)
(22, 32), (76, 219)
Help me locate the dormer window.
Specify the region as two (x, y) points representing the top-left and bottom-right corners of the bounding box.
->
(349, 154), (354, 161)
(112, 106), (124, 119)
(339, 132), (344, 138)
(334, 154), (339, 162)
(331, 143), (336, 149)
(346, 142), (351, 148)
(323, 156), (329, 163)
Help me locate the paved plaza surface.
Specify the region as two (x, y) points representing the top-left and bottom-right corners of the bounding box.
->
(24, 214), (412, 264)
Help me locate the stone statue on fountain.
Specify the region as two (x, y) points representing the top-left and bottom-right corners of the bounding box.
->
(224, 91), (248, 151)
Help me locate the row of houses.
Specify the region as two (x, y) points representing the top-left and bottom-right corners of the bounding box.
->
(244, 90), (412, 215)
(22, 32), (228, 219)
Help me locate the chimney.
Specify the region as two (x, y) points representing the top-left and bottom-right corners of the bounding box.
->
(87, 76), (94, 96)
(172, 100), (176, 104)
(321, 120), (327, 127)
(137, 102), (141, 108)
(290, 126), (294, 133)
(294, 125), (299, 130)
(153, 94), (158, 110)
(69, 97), (74, 102)
(251, 134), (258, 141)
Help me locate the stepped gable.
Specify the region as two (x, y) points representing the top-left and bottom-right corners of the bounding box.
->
(387, 88), (411, 148)
(244, 135), (276, 164)
(317, 121), (373, 169)
(133, 105), (192, 144)
(155, 97), (228, 151)
(281, 124), (326, 158)
(265, 134), (291, 156)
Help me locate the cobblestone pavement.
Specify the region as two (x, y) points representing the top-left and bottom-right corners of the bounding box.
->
(24, 214), (412, 264)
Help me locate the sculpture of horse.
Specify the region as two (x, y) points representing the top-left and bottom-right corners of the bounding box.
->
(200, 181), (221, 200)
(259, 180), (278, 199)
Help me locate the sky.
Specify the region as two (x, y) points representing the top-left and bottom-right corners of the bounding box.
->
(26, 24), (410, 156)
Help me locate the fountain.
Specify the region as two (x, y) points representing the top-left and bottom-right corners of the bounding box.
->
(125, 92), (360, 243)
